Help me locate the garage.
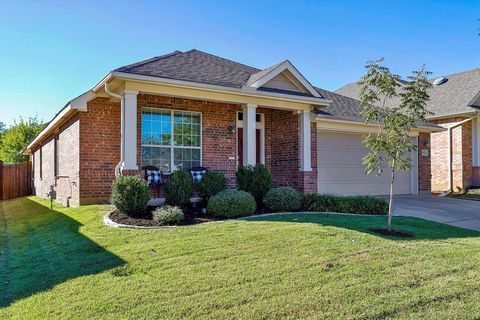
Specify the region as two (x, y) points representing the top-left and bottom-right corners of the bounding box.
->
(317, 131), (417, 196)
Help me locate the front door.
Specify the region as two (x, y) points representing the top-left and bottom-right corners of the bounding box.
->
(237, 128), (261, 167)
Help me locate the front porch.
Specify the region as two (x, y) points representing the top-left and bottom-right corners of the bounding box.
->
(119, 93), (318, 194)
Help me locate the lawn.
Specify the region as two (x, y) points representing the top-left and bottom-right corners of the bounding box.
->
(1, 197), (480, 319)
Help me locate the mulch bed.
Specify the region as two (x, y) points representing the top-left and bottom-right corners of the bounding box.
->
(368, 228), (414, 238)
(110, 203), (220, 227)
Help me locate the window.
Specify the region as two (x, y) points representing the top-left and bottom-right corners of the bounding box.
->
(141, 108), (201, 172)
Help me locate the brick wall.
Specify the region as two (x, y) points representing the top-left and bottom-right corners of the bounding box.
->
(430, 117), (474, 192)
(418, 132), (431, 192)
(79, 97), (121, 204)
(32, 114), (80, 206)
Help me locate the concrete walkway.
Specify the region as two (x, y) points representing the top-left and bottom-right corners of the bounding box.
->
(392, 195), (480, 232)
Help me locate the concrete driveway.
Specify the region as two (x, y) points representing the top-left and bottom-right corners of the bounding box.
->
(392, 195), (480, 232)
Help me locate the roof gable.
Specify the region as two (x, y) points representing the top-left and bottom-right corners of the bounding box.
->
(244, 60), (321, 98)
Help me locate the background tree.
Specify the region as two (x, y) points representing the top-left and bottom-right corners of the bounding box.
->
(0, 117), (44, 164)
(359, 58), (431, 231)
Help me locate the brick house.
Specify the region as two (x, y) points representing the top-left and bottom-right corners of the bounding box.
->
(24, 50), (439, 207)
(337, 68), (480, 193)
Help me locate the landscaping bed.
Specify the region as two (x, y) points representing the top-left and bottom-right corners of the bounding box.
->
(109, 204), (219, 227)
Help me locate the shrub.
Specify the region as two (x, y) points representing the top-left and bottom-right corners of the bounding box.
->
(111, 175), (150, 217)
(152, 205), (184, 225)
(164, 170), (193, 207)
(207, 190), (256, 218)
(197, 171), (227, 200)
(301, 193), (339, 212)
(337, 196), (389, 215)
(263, 187), (301, 212)
(236, 164), (273, 204)
(301, 193), (388, 215)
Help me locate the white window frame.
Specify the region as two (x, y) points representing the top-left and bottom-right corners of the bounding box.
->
(141, 108), (202, 172)
(236, 111), (265, 165)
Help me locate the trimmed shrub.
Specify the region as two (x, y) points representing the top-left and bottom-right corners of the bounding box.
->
(111, 175), (150, 217)
(263, 187), (302, 212)
(236, 164), (273, 204)
(301, 194), (339, 212)
(165, 170), (193, 207)
(152, 205), (184, 225)
(207, 190), (256, 218)
(197, 171), (227, 200)
(301, 193), (388, 215)
(337, 196), (389, 215)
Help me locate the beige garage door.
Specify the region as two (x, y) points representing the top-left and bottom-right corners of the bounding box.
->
(317, 131), (413, 195)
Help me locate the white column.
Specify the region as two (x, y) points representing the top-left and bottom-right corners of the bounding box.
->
(300, 109), (312, 171)
(243, 104), (257, 165)
(411, 136), (419, 194)
(123, 89), (138, 170)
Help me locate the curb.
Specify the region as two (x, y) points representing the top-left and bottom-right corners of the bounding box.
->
(103, 211), (178, 229)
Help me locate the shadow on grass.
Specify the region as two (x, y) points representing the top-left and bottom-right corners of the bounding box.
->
(0, 198), (124, 307)
(244, 213), (480, 241)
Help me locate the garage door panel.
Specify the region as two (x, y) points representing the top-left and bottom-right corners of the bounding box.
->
(317, 131), (413, 196)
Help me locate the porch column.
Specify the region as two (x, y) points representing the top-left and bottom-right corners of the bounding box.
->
(123, 89), (138, 170)
(243, 104), (257, 165)
(300, 109), (312, 171)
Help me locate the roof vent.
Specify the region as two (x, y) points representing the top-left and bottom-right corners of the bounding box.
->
(433, 77), (448, 86)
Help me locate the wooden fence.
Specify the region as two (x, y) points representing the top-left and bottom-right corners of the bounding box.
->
(0, 160), (32, 200)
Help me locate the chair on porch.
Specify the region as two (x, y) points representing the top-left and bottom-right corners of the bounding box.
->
(143, 166), (163, 198)
(189, 166), (208, 183)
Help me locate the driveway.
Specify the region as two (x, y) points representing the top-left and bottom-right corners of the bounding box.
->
(392, 195), (480, 231)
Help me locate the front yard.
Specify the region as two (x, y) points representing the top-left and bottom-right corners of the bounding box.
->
(1, 197), (480, 319)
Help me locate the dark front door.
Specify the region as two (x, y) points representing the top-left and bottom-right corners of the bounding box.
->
(237, 128), (261, 167)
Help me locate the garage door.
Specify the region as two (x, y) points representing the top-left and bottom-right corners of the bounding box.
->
(317, 131), (414, 195)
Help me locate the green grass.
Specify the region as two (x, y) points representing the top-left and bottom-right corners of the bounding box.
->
(449, 188), (480, 201)
(1, 197), (480, 319)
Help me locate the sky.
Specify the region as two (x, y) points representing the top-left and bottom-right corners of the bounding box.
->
(0, 0), (479, 126)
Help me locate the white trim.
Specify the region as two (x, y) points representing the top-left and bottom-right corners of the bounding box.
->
(242, 104), (257, 165)
(123, 90), (138, 170)
(411, 136), (419, 195)
(236, 111), (265, 165)
(245, 61), (321, 98)
(300, 110), (312, 171)
(24, 91), (95, 154)
(93, 72), (331, 106)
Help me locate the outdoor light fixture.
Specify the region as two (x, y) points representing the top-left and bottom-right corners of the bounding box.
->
(228, 125), (236, 134)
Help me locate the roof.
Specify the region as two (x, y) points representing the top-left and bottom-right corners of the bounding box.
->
(115, 49), (261, 88)
(335, 68), (480, 119)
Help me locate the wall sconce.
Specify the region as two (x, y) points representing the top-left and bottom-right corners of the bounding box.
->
(423, 138), (430, 148)
(228, 125), (236, 134)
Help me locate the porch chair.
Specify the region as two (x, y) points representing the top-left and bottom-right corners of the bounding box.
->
(189, 166), (208, 183)
(143, 166), (163, 198)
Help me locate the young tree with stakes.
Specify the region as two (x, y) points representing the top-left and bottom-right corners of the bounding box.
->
(359, 58), (431, 232)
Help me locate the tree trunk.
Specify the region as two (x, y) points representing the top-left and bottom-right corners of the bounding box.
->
(387, 159), (396, 232)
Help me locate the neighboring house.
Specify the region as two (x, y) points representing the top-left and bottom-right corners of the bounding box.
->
(23, 50), (439, 207)
(337, 68), (480, 193)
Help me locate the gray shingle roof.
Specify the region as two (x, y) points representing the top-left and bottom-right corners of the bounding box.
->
(115, 49), (261, 88)
(335, 68), (480, 118)
(314, 87), (364, 118)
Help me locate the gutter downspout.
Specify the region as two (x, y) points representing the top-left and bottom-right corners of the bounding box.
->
(104, 83), (124, 177)
(447, 114), (479, 193)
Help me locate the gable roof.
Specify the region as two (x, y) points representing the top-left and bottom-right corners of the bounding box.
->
(115, 49), (261, 89)
(335, 68), (480, 119)
(115, 49), (322, 98)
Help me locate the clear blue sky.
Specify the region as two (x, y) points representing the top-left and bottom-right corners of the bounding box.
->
(0, 0), (478, 126)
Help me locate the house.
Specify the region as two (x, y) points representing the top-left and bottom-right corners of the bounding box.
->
(23, 50), (440, 207)
(337, 68), (480, 193)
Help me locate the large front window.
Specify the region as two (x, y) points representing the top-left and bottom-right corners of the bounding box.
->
(141, 108), (201, 172)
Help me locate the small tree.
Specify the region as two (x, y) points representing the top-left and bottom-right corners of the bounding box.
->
(359, 58), (431, 231)
(0, 117), (44, 164)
